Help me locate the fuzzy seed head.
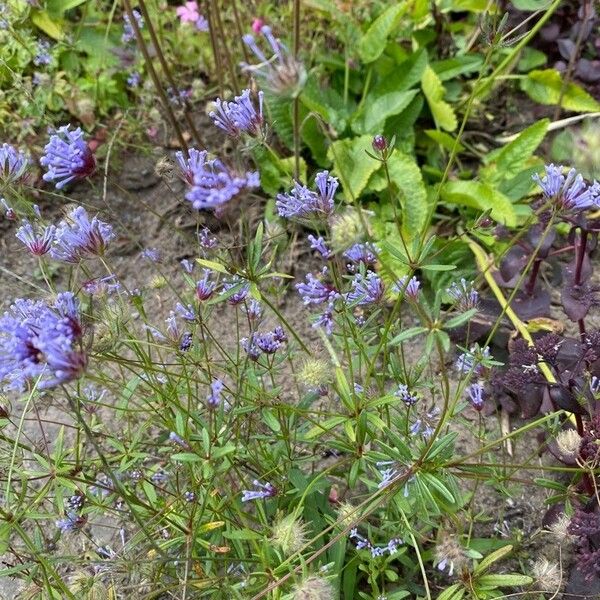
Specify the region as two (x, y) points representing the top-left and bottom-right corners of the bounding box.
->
(547, 513), (575, 543)
(155, 156), (174, 179)
(271, 514), (308, 555)
(330, 210), (365, 253)
(150, 275), (167, 289)
(297, 359), (330, 390)
(532, 557), (562, 592)
(556, 429), (581, 458)
(434, 535), (467, 577)
(292, 575), (335, 600)
(335, 502), (358, 530)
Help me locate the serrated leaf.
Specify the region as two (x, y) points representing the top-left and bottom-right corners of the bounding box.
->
(371, 49), (428, 95)
(358, 3), (406, 63)
(31, 10), (64, 40)
(354, 89), (419, 134)
(440, 180), (516, 226)
(368, 150), (429, 240)
(328, 135), (380, 200)
(484, 119), (549, 178)
(520, 69), (600, 112)
(421, 66), (457, 132)
(264, 92), (294, 148)
(476, 574), (533, 587)
(301, 75), (349, 134)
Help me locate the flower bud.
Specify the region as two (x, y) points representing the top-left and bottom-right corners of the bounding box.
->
(372, 135), (387, 152)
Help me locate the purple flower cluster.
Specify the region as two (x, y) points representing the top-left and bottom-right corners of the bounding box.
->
(349, 529), (402, 558)
(346, 271), (385, 306)
(0, 292), (86, 391)
(40, 126), (96, 189)
(196, 270), (216, 300)
(446, 278), (478, 312)
(242, 25), (304, 95)
(392, 276), (421, 300)
(276, 171), (337, 220)
(377, 461), (402, 489)
(533, 164), (600, 212)
(207, 378), (225, 408)
(33, 40), (52, 66)
(308, 235), (333, 259)
(175, 148), (259, 212)
(296, 268), (338, 306)
(122, 8), (143, 43)
(344, 243), (378, 269)
(56, 511), (86, 533)
(241, 327), (287, 360)
(210, 89), (264, 138)
(0, 143), (29, 184)
(394, 383), (419, 406)
(456, 345), (491, 376)
(50, 206), (114, 262)
(221, 277), (250, 305)
(466, 382), (485, 411)
(241, 479), (276, 502)
(16, 220), (56, 256)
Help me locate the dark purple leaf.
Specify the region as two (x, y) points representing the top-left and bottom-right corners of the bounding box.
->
(576, 59), (600, 83)
(498, 246), (529, 286)
(549, 384), (588, 415)
(557, 38), (577, 61)
(511, 288), (551, 320)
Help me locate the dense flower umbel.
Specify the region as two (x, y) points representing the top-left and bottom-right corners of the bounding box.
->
(308, 235), (333, 259)
(50, 206), (114, 262)
(344, 243), (378, 269)
(276, 171), (338, 220)
(349, 528), (402, 558)
(242, 25), (305, 96)
(346, 271), (385, 305)
(296, 268), (338, 305)
(210, 89), (264, 138)
(0, 292), (86, 391)
(40, 126), (96, 189)
(393, 275), (421, 300)
(0, 143), (29, 184)
(176, 148), (259, 212)
(533, 164), (600, 212)
(15, 220), (56, 256)
(447, 278), (479, 311)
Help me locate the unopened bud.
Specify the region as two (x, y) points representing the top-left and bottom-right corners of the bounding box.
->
(372, 135), (387, 152)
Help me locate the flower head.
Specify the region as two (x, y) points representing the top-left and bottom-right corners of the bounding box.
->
(296, 268), (338, 305)
(276, 171), (337, 221)
(56, 511), (86, 533)
(241, 479), (276, 502)
(175, 148), (259, 212)
(196, 270), (216, 300)
(207, 378), (225, 408)
(307, 235), (333, 259)
(33, 40), (52, 66)
(122, 8), (143, 43)
(51, 206), (114, 262)
(446, 278), (479, 312)
(393, 276), (421, 300)
(0, 292), (87, 391)
(291, 576), (335, 600)
(15, 220), (56, 256)
(556, 429), (581, 459)
(343, 243), (378, 269)
(395, 383), (419, 406)
(221, 277), (250, 305)
(466, 382), (485, 411)
(271, 514), (308, 555)
(0, 143), (29, 184)
(210, 89), (264, 138)
(533, 164), (600, 212)
(40, 126), (96, 189)
(242, 25), (305, 96)
(346, 271), (385, 306)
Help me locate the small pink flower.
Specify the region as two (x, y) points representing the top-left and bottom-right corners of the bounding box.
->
(176, 1), (200, 24)
(251, 18), (264, 34)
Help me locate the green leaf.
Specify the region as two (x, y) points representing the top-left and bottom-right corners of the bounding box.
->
(445, 308), (478, 329)
(328, 135), (380, 200)
(483, 119), (549, 178)
(301, 75), (348, 134)
(520, 69), (600, 112)
(358, 3), (406, 63)
(431, 55), (483, 81)
(476, 574), (533, 587)
(170, 453), (202, 462)
(425, 130), (465, 153)
(30, 10), (64, 40)
(389, 326), (428, 345)
(474, 545), (513, 574)
(264, 92), (294, 148)
(261, 408), (281, 433)
(436, 583), (465, 600)
(420, 473), (455, 503)
(354, 89), (419, 134)
(421, 66), (457, 132)
(368, 150), (429, 240)
(511, 0), (552, 10)
(223, 529), (263, 540)
(440, 180), (516, 226)
(47, 0), (87, 18)
(370, 49), (428, 95)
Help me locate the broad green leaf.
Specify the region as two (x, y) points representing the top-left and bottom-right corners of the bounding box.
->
(328, 135), (380, 200)
(421, 66), (457, 131)
(354, 89), (419, 134)
(47, 0), (87, 18)
(440, 180), (516, 226)
(301, 75), (349, 134)
(449, 0), (487, 10)
(369, 150), (429, 240)
(370, 49), (428, 96)
(431, 55), (483, 81)
(264, 92), (294, 148)
(31, 10), (64, 40)
(358, 3), (406, 63)
(520, 69), (600, 112)
(483, 119), (549, 179)
(425, 130), (465, 153)
(477, 574), (533, 587)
